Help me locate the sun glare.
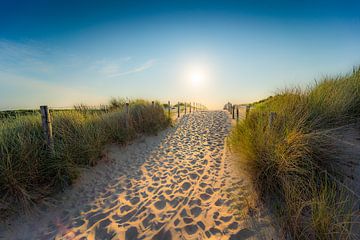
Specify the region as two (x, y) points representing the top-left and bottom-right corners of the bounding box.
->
(188, 66), (207, 87)
(191, 71), (205, 86)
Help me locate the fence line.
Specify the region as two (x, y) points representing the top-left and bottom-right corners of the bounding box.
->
(166, 101), (207, 121)
(36, 101), (207, 150)
(224, 103), (251, 121)
(1, 100), (207, 151)
(225, 102), (277, 129)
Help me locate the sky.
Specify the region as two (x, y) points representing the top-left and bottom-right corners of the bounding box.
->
(1, 0), (360, 109)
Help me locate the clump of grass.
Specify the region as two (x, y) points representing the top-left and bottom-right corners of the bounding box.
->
(0, 100), (170, 217)
(229, 67), (360, 239)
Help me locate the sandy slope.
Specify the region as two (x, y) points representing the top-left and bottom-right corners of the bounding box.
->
(0, 111), (276, 240)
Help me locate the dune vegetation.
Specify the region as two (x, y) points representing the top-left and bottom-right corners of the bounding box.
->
(229, 68), (360, 239)
(0, 99), (170, 217)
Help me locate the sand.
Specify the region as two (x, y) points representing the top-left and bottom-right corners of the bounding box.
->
(0, 111), (276, 240)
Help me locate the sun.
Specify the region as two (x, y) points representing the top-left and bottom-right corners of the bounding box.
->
(190, 70), (205, 87)
(188, 66), (207, 87)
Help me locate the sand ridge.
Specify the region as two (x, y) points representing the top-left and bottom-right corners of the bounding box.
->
(1, 111), (276, 240)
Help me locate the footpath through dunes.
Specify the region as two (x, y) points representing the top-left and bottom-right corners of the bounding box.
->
(1, 111), (276, 240)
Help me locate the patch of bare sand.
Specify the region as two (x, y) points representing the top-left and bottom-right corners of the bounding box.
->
(0, 111), (277, 240)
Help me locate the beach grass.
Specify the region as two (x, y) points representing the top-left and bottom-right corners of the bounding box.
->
(0, 99), (170, 216)
(229, 67), (360, 239)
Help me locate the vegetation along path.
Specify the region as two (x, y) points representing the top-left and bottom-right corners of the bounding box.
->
(1, 111), (276, 240)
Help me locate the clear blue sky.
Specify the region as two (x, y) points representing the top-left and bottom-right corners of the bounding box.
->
(1, 0), (360, 109)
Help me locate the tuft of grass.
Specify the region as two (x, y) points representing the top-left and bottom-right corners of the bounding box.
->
(229, 67), (360, 239)
(0, 100), (170, 217)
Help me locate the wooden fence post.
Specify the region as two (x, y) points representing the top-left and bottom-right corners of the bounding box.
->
(185, 103), (187, 114)
(232, 105), (235, 119)
(152, 101), (154, 108)
(246, 105), (250, 119)
(125, 102), (129, 128)
(236, 106), (239, 121)
(168, 101), (171, 118)
(40, 106), (54, 153)
(177, 102), (180, 118)
(190, 103), (192, 113)
(269, 112), (277, 128)
(126, 102), (129, 114)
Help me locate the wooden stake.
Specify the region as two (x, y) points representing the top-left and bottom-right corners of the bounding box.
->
(168, 101), (171, 117)
(236, 107), (239, 121)
(40, 106), (54, 153)
(177, 102), (180, 118)
(125, 102), (129, 128)
(185, 102), (187, 114)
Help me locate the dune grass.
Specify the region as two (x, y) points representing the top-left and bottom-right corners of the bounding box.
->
(229, 67), (360, 239)
(0, 99), (170, 217)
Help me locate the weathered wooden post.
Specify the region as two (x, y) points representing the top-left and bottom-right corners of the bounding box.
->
(177, 102), (180, 118)
(189, 103), (192, 113)
(40, 105), (54, 153)
(152, 101), (154, 108)
(232, 105), (235, 119)
(126, 102), (129, 114)
(246, 105), (250, 119)
(168, 101), (171, 118)
(236, 106), (239, 121)
(125, 102), (129, 128)
(185, 102), (187, 114)
(269, 112), (277, 128)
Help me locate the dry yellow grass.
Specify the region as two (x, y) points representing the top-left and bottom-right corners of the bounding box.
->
(0, 99), (170, 218)
(229, 67), (360, 239)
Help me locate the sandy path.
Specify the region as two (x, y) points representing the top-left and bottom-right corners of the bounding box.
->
(1, 111), (276, 240)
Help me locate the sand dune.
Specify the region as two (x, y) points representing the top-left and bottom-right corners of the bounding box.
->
(1, 111), (276, 240)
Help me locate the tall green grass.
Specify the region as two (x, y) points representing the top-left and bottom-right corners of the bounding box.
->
(229, 68), (360, 239)
(0, 100), (170, 217)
